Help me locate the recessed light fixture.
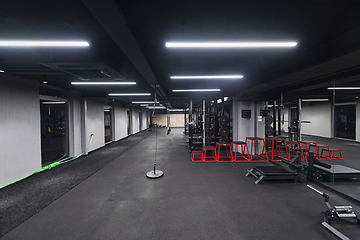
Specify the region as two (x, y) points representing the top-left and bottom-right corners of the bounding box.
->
(302, 99), (329, 102)
(42, 102), (66, 104)
(71, 82), (136, 85)
(109, 93), (151, 96)
(169, 109), (185, 112)
(132, 101), (159, 104)
(0, 70), (4, 73)
(170, 75), (243, 79)
(43, 81), (48, 84)
(146, 106), (166, 109)
(0, 41), (89, 47)
(172, 89), (220, 92)
(328, 87), (360, 90)
(165, 42), (297, 48)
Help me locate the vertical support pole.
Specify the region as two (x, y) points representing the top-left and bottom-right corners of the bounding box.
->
(203, 100), (205, 147)
(81, 99), (88, 155)
(214, 99), (218, 144)
(278, 102), (281, 136)
(273, 101), (277, 136)
(221, 97), (224, 116)
(206, 100), (211, 145)
(233, 98), (238, 141)
(281, 91), (284, 133)
(298, 98), (302, 142)
(189, 99), (193, 149)
(184, 106), (187, 134)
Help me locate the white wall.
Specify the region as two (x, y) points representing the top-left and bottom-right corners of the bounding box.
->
(140, 109), (148, 130)
(237, 102), (255, 141)
(0, 75), (41, 187)
(131, 108), (140, 134)
(84, 99), (105, 152)
(255, 102), (265, 138)
(68, 91), (82, 157)
(152, 114), (185, 127)
(301, 101), (332, 138)
(114, 103), (127, 140)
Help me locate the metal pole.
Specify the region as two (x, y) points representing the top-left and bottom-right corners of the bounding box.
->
(203, 100), (205, 147)
(278, 102), (281, 136)
(273, 101), (277, 136)
(214, 99), (218, 144)
(298, 98), (302, 141)
(189, 99), (193, 148)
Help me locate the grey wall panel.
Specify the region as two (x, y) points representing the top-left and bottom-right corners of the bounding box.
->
(114, 103), (127, 141)
(141, 109), (147, 130)
(301, 102), (331, 138)
(237, 102), (255, 141)
(68, 91), (82, 157)
(85, 99), (105, 152)
(0, 75), (41, 187)
(132, 109), (140, 133)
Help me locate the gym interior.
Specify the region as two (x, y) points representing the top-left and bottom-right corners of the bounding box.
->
(1, 1), (360, 239)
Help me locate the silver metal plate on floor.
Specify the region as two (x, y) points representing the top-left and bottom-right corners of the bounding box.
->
(146, 170), (164, 178)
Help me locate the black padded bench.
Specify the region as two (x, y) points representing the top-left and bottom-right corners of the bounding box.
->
(246, 166), (299, 184)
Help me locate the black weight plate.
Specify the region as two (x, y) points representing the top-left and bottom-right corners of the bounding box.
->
(265, 126), (275, 136)
(219, 127), (229, 137)
(219, 116), (229, 126)
(265, 115), (273, 125)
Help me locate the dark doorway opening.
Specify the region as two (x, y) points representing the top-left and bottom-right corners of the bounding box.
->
(335, 104), (356, 140)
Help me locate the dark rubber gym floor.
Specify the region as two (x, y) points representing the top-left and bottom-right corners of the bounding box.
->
(1, 128), (360, 240)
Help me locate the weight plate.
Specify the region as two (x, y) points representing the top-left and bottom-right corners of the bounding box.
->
(219, 127), (229, 137)
(265, 115), (273, 125)
(265, 126), (275, 136)
(219, 116), (229, 126)
(265, 139), (272, 147)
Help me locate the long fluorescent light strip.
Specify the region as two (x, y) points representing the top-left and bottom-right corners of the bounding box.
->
(173, 89), (220, 92)
(109, 93), (151, 96)
(166, 42), (297, 48)
(147, 106), (166, 109)
(42, 102), (66, 104)
(169, 109), (185, 111)
(302, 99), (329, 102)
(0, 41), (89, 47)
(170, 75), (243, 79)
(132, 101), (159, 104)
(328, 87), (360, 90)
(72, 82), (136, 85)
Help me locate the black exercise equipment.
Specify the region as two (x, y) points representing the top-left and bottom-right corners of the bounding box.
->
(265, 115), (273, 125)
(219, 126), (230, 137)
(246, 165), (299, 184)
(307, 185), (360, 240)
(246, 151), (328, 184)
(265, 126), (275, 136)
(246, 151), (303, 184)
(308, 150), (360, 181)
(219, 115), (229, 126)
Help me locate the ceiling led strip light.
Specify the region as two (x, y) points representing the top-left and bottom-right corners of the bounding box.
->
(166, 42), (297, 48)
(170, 75), (243, 79)
(0, 41), (89, 47)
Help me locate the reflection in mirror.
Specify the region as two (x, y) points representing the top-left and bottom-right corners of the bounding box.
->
(40, 100), (68, 165)
(329, 78), (360, 201)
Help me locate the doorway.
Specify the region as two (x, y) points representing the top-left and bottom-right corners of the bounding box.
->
(104, 107), (112, 143)
(334, 104), (356, 140)
(40, 99), (68, 164)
